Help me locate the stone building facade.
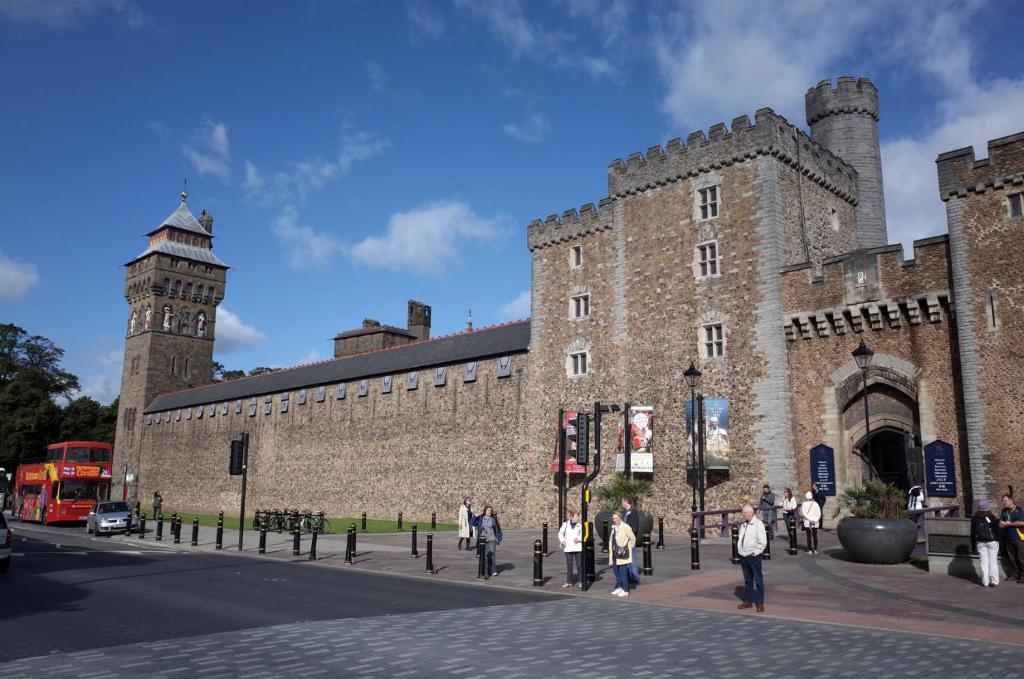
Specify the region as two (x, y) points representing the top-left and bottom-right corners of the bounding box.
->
(118, 77), (1024, 526)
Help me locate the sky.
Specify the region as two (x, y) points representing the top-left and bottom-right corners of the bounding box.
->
(1, 0), (1023, 405)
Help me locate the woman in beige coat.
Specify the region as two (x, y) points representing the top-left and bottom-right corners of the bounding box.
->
(608, 511), (636, 597)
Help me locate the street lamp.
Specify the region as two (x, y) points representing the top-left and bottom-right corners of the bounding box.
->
(684, 361), (702, 520)
(852, 340), (877, 479)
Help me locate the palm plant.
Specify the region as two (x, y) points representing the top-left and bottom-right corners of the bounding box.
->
(833, 480), (907, 520)
(595, 473), (652, 512)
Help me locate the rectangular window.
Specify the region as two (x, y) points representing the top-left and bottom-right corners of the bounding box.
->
(699, 186), (719, 220)
(1010, 192), (1023, 218)
(697, 242), (719, 277)
(570, 245), (583, 268)
(570, 352), (588, 376)
(703, 323), (724, 358)
(572, 293), (590, 319)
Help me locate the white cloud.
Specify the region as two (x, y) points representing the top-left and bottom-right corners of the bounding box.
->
(215, 307), (267, 353)
(498, 290), (531, 321)
(295, 347), (322, 365)
(366, 60), (388, 92)
(271, 205), (345, 270)
(0, 250), (39, 299)
(558, 0), (629, 46)
(337, 128), (390, 172)
(242, 160), (264, 192)
(0, 0), (148, 29)
(503, 111), (550, 143)
(70, 346), (121, 406)
(456, 0), (535, 55)
(347, 200), (507, 276)
(406, 0), (445, 45)
(182, 119), (231, 183)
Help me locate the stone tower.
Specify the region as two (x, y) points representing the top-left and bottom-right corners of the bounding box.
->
(806, 76), (887, 248)
(114, 190), (228, 503)
(407, 299), (431, 340)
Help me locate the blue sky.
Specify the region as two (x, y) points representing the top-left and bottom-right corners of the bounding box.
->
(1, 0), (1022, 404)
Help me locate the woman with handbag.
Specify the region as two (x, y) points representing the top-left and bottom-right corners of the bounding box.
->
(558, 509), (584, 588)
(608, 511), (636, 597)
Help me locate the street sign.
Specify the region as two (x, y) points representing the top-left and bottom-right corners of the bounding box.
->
(924, 440), (957, 497)
(810, 444), (836, 496)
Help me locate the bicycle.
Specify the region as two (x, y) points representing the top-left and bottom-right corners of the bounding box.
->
(299, 512), (331, 534)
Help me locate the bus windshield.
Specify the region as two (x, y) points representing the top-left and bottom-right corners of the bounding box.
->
(59, 480), (106, 501)
(66, 447), (111, 463)
(46, 448), (64, 462)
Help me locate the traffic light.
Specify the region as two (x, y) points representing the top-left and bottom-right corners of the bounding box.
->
(576, 413), (590, 465)
(229, 439), (244, 476)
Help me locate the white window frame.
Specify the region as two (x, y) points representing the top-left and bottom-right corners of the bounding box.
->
(701, 323), (725, 358)
(697, 185), (719, 220)
(570, 244), (583, 269)
(571, 293), (591, 319)
(569, 351), (589, 377)
(695, 241), (720, 278)
(1009, 191), (1023, 219)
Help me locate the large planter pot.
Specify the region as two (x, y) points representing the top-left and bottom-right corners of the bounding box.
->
(836, 517), (917, 564)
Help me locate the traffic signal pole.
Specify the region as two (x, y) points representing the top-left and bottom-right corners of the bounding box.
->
(557, 408), (565, 528)
(238, 432), (249, 551)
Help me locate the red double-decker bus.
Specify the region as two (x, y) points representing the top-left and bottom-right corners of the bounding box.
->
(13, 441), (113, 525)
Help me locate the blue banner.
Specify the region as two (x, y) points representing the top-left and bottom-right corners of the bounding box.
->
(924, 440), (957, 497)
(809, 444), (836, 496)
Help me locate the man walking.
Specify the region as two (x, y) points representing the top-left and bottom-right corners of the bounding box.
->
(999, 494), (1024, 582)
(758, 485), (777, 538)
(737, 504), (767, 612)
(621, 497), (641, 585)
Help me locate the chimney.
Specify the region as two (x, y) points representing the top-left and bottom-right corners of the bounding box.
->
(407, 300), (431, 340)
(199, 209), (214, 234)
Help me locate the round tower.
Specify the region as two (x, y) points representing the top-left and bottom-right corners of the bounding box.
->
(805, 76), (886, 248)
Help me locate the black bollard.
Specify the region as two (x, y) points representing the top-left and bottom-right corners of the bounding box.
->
(542, 521), (549, 555)
(787, 516), (798, 556)
(425, 533), (435, 573)
(156, 514), (164, 541)
(361, 512), (367, 532)
(259, 521), (267, 554)
(344, 526), (354, 564)
(254, 509), (261, 531)
(292, 524), (301, 556)
(763, 526), (772, 560)
(657, 517), (665, 549)
(139, 513), (146, 540)
(642, 533), (653, 576)
(215, 511), (223, 550)
(191, 517), (199, 547)
(476, 536), (486, 580)
(730, 524), (740, 565)
(308, 526), (319, 561)
(349, 522), (358, 556)
(397, 512), (403, 531)
(600, 519), (609, 553)
(533, 539), (544, 586)
(431, 511), (437, 530)
(411, 524), (419, 558)
(173, 513), (180, 544)
(690, 527), (700, 570)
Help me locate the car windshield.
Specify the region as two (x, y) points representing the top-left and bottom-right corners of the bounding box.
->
(98, 502), (130, 514)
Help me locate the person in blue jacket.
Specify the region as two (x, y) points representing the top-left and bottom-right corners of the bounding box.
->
(470, 504), (503, 578)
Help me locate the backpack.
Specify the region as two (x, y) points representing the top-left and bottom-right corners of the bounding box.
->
(975, 517), (997, 542)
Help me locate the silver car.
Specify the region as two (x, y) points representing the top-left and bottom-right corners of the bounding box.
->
(87, 501), (138, 535)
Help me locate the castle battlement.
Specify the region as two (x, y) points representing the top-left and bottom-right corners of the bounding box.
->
(804, 76), (879, 125)
(606, 107), (859, 203)
(936, 131), (1024, 200)
(526, 197), (615, 251)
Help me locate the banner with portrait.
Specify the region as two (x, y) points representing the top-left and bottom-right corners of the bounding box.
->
(685, 397), (730, 470)
(550, 410), (587, 474)
(616, 406), (653, 473)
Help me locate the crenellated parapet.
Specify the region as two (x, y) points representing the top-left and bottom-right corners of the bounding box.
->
(606, 108), (859, 203)
(804, 76), (879, 125)
(936, 132), (1024, 200)
(526, 198), (615, 252)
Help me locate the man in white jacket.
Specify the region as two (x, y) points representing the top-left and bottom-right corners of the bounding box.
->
(736, 504), (767, 612)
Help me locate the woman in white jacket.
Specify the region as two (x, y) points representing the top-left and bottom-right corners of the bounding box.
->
(800, 491), (822, 554)
(457, 497), (472, 551)
(558, 509), (584, 588)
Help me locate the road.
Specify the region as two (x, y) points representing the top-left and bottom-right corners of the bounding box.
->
(2, 521), (1024, 677)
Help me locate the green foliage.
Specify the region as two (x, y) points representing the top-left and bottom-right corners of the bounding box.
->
(59, 396), (117, 444)
(834, 480), (907, 520)
(222, 370), (246, 380)
(248, 367), (275, 376)
(595, 473), (653, 512)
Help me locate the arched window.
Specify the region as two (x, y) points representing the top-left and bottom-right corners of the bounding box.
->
(206, 287), (216, 303)
(172, 280), (182, 299)
(180, 308), (192, 334)
(196, 310), (207, 337)
(163, 278), (171, 295)
(162, 304), (173, 332)
(183, 282), (193, 301)
(170, 355), (176, 375)
(196, 284), (204, 302)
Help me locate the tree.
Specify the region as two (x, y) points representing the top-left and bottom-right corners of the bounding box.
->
(222, 370), (246, 380)
(59, 396), (117, 444)
(211, 360), (226, 382)
(248, 367), (276, 376)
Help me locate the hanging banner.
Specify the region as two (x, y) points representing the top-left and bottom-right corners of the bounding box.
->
(550, 411), (587, 474)
(924, 440), (957, 497)
(616, 406), (654, 473)
(809, 444), (836, 496)
(685, 398), (730, 470)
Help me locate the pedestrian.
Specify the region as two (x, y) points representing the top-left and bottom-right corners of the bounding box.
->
(780, 488), (797, 527)
(470, 504), (503, 578)
(972, 499), (1001, 587)
(558, 509), (583, 588)
(621, 497), (641, 585)
(759, 484), (777, 537)
(153, 491), (163, 519)
(800, 491), (822, 554)
(608, 511), (636, 598)
(812, 483), (827, 530)
(457, 497), (472, 551)
(999, 494), (1024, 583)
(908, 485), (925, 511)
(736, 504), (767, 612)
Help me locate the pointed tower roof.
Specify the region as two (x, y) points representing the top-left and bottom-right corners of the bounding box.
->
(127, 189), (228, 268)
(146, 193), (214, 237)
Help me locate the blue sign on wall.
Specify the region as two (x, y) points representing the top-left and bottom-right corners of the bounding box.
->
(810, 444), (836, 496)
(925, 440), (957, 497)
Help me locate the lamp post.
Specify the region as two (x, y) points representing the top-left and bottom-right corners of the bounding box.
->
(684, 361), (703, 520)
(852, 340), (877, 479)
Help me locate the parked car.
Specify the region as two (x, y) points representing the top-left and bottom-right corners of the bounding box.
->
(0, 512), (12, 573)
(87, 501), (138, 535)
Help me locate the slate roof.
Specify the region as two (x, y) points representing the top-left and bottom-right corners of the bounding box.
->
(145, 319), (531, 413)
(148, 200), (212, 237)
(126, 239), (229, 268)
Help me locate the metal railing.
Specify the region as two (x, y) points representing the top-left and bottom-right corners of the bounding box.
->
(908, 504), (960, 542)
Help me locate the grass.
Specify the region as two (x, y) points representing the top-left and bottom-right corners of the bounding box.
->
(141, 509), (457, 534)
